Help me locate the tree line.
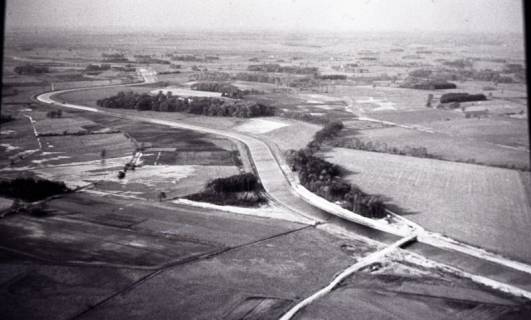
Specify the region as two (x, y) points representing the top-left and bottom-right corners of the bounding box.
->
(14, 64), (50, 75)
(248, 63), (319, 75)
(191, 82), (262, 98)
(85, 64), (111, 72)
(440, 92), (487, 104)
(96, 91), (276, 118)
(287, 121), (387, 218)
(0, 177), (70, 202)
(317, 74), (347, 80)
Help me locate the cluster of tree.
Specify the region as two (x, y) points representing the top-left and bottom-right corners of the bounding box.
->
(317, 74), (347, 80)
(483, 58), (505, 63)
(97, 91), (276, 118)
(158, 70), (181, 75)
(503, 63), (524, 73)
(206, 172), (261, 193)
(190, 71), (232, 81)
(85, 64), (111, 72)
(0, 177), (70, 202)
(134, 54), (171, 64)
(442, 59), (473, 69)
(0, 113), (14, 123)
(413, 82), (457, 90)
(401, 79), (457, 90)
(185, 173), (266, 207)
(190, 71), (321, 89)
(46, 109), (63, 118)
(135, 57), (170, 64)
(408, 69), (432, 78)
(359, 57), (378, 61)
(247, 63), (319, 75)
(191, 82), (243, 98)
(331, 63), (360, 72)
(307, 121), (344, 152)
(169, 54), (205, 62)
(287, 77), (320, 88)
(419, 69), (515, 84)
(101, 53), (129, 63)
(14, 64), (50, 75)
(285, 121), (386, 218)
(287, 148), (386, 218)
(440, 92), (487, 103)
(111, 65), (136, 72)
(233, 72), (279, 84)
(281, 111), (330, 125)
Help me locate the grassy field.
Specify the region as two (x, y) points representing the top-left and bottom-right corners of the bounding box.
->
(335, 125), (530, 169)
(33, 117), (96, 135)
(427, 117), (529, 148)
(40, 133), (134, 162)
(1, 101), (245, 203)
(322, 147), (531, 263)
(261, 119), (322, 151)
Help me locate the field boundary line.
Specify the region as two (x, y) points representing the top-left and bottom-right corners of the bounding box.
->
(404, 250), (531, 301)
(418, 231), (531, 275)
(279, 234), (418, 320)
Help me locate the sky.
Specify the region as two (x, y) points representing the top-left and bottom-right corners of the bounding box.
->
(5, 0), (525, 34)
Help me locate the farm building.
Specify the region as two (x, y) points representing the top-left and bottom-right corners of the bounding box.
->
(463, 106), (489, 119)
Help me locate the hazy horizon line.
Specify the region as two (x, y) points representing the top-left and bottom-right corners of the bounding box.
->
(5, 25), (524, 37)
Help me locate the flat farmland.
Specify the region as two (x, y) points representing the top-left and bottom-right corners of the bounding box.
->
(363, 109), (463, 125)
(260, 119), (322, 151)
(36, 133), (135, 166)
(82, 116), (241, 166)
(33, 117), (97, 135)
(322, 148), (531, 263)
(1, 103), (244, 201)
(34, 159), (239, 199)
(332, 85), (431, 113)
(427, 117), (529, 149)
(95, 164), (241, 199)
(343, 126), (530, 169)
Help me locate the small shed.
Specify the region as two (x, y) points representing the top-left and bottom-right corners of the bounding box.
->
(463, 106), (489, 119)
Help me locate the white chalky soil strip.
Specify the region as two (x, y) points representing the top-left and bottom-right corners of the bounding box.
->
(279, 234), (418, 320)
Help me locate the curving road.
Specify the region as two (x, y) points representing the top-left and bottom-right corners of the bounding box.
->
(36, 90), (329, 226)
(35, 76), (531, 300)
